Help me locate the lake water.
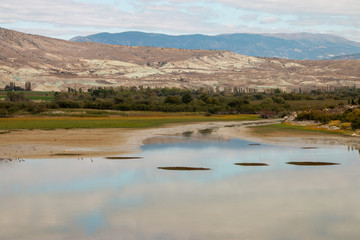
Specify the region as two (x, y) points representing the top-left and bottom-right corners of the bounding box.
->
(1, 136), (360, 240)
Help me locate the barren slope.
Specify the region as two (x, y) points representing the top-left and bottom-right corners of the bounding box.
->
(1, 28), (359, 92)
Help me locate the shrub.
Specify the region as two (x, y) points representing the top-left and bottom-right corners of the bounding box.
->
(164, 96), (182, 104)
(5, 92), (28, 102)
(0, 109), (9, 118)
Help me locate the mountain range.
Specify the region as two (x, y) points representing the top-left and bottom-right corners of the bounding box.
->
(1, 27), (359, 92)
(330, 53), (360, 60)
(71, 32), (360, 60)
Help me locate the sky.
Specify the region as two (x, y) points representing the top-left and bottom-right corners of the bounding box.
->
(0, 0), (359, 42)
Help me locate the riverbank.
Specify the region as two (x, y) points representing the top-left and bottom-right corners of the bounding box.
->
(1, 119), (360, 159)
(0, 119), (275, 159)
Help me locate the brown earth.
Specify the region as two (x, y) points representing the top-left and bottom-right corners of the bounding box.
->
(1, 27), (360, 92)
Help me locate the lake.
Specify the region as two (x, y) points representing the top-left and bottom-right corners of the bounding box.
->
(1, 135), (360, 240)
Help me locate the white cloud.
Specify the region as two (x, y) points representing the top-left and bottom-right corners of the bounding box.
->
(211, 0), (360, 16)
(259, 17), (279, 24)
(0, 0), (359, 41)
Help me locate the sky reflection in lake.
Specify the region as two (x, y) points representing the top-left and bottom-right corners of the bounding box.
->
(0, 136), (359, 240)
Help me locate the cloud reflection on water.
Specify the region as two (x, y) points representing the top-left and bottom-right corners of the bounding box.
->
(0, 137), (359, 240)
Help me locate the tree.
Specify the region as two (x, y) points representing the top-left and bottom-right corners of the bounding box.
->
(181, 92), (193, 104)
(5, 92), (27, 102)
(25, 82), (32, 91)
(164, 96), (181, 104)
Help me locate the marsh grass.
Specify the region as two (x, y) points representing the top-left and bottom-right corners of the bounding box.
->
(0, 114), (259, 130)
(252, 123), (345, 135)
(157, 167), (211, 171)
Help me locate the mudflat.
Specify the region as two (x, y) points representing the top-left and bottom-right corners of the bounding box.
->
(1, 119), (359, 159)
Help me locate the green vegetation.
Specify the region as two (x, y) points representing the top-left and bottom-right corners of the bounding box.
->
(1, 86), (360, 131)
(0, 114), (258, 130)
(1, 86), (359, 117)
(296, 108), (360, 130)
(0, 91), (54, 101)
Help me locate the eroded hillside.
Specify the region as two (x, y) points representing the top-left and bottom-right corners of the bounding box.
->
(1, 28), (359, 92)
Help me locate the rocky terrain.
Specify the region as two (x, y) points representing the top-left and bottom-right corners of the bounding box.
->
(1, 27), (360, 92)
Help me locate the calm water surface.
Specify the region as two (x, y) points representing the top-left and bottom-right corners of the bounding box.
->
(1, 136), (360, 240)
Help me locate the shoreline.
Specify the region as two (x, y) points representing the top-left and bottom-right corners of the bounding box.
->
(1, 119), (359, 159)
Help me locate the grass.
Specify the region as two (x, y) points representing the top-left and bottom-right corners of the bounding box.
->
(40, 109), (214, 118)
(252, 123), (347, 136)
(0, 113), (259, 130)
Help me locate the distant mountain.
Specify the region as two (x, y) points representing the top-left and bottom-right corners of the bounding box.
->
(71, 32), (360, 60)
(329, 53), (360, 60)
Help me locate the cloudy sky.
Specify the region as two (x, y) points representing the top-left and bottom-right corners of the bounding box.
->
(1, 0), (359, 41)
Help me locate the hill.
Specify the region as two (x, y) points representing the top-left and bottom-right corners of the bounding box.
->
(71, 31), (360, 60)
(1, 27), (360, 92)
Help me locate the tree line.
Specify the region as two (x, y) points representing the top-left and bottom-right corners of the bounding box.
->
(1, 86), (360, 119)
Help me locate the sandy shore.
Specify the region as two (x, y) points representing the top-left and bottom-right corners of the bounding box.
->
(1, 119), (359, 159)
